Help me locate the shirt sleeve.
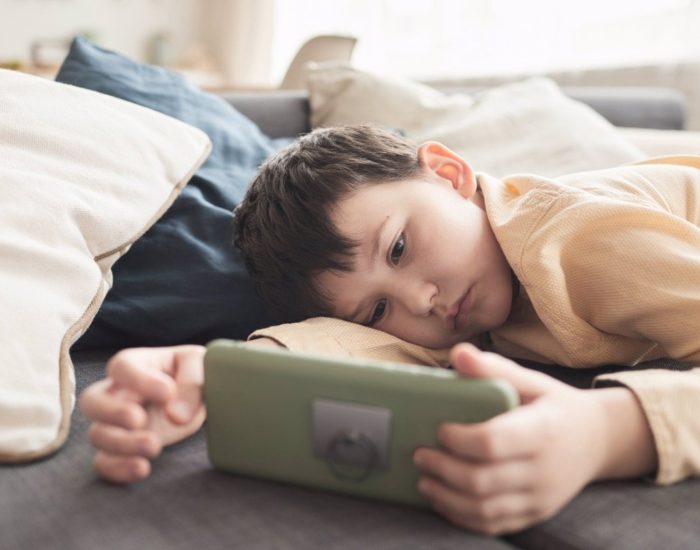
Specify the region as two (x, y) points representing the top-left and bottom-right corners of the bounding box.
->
(562, 161), (700, 484)
(249, 317), (452, 368)
(552, 162), (700, 365)
(593, 368), (700, 484)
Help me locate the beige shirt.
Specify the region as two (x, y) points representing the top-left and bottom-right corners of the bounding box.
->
(251, 156), (700, 485)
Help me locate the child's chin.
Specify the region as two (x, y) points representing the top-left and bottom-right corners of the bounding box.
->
(440, 330), (479, 349)
(484, 298), (515, 331)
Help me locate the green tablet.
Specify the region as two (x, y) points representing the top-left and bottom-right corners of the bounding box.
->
(204, 339), (519, 507)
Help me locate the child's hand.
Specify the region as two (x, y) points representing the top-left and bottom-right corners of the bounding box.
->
(79, 338), (283, 484)
(412, 343), (656, 535)
(79, 345), (208, 484)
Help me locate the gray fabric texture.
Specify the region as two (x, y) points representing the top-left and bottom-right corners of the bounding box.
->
(507, 478), (700, 550)
(0, 351), (516, 550)
(562, 86), (687, 130)
(2, 352), (699, 550)
(219, 91), (312, 138)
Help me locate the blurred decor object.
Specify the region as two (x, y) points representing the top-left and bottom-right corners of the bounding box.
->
(149, 32), (171, 66)
(280, 35), (357, 90)
(30, 38), (72, 69)
(176, 44), (226, 89)
(0, 60), (24, 71)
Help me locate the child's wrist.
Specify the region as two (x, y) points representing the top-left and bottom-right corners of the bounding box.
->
(592, 387), (658, 481)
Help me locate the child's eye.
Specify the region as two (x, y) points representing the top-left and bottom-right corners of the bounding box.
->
(366, 299), (387, 326)
(390, 232), (406, 265)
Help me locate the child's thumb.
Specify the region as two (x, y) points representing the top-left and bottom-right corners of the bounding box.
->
(450, 343), (562, 402)
(166, 391), (202, 424)
(166, 348), (205, 425)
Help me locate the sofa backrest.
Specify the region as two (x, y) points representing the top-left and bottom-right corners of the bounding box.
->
(218, 90), (311, 138)
(219, 86), (687, 138)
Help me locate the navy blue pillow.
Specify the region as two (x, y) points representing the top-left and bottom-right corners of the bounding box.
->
(58, 37), (290, 349)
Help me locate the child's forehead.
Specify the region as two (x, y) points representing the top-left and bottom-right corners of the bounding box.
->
(332, 180), (425, 240)
(334, 176), (437, 219)
(336, 177), (419, 207)
(331, 187), (390, 235)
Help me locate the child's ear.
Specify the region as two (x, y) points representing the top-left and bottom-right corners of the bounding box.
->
(417, 141), (476, 198)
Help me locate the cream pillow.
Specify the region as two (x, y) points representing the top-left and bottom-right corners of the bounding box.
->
(619, 127), (700, 158)
(306, 64), (645, 177)
(0, 69), (211, 462)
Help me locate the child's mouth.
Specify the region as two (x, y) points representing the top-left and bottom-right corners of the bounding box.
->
(453, 287), (473, 331)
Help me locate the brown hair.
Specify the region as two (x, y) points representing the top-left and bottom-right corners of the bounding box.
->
(233, 124), (422, 322)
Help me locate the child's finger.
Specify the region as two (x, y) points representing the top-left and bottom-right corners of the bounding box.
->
(93, 451), (151, 484)
(450, 343), (562, 401)
(418, 476), (533, 534)
(166, 347), (206, 424)
(88, 423), (162, 459)
(413, 447), (534, 496)
(436, 402), (549, 461)
(79, 381), (148, 430)
(107, 349), (177, 404)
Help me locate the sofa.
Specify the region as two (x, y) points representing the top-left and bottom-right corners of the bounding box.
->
(2, 85), (699, 550)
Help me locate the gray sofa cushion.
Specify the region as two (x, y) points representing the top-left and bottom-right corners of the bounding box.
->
(0, 351), (517, 550)
(219, 90), (312, 138)
(1, 352), (698, 550)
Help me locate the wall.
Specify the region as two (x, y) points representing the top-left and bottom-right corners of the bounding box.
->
(197, 0), (275, 87)
(0, 0), (202, 67)
(268, 0), (700, 83)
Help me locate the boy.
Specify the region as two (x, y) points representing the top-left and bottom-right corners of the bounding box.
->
(80, 125), (700, 536)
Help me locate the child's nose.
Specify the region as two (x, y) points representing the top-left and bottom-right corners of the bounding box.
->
(399, 279), (437, 317)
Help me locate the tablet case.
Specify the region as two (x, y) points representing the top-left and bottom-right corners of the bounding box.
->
(204, 339), (518, 507)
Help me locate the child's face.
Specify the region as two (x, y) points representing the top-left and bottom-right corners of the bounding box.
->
(316, 143), (514, 349)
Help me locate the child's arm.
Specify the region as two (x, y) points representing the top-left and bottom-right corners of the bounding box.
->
(79, 338), (282, 483)
(411, 343), (657, 535)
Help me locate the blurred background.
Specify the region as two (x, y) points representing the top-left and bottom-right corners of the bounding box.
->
(2, 0), (700, 124)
